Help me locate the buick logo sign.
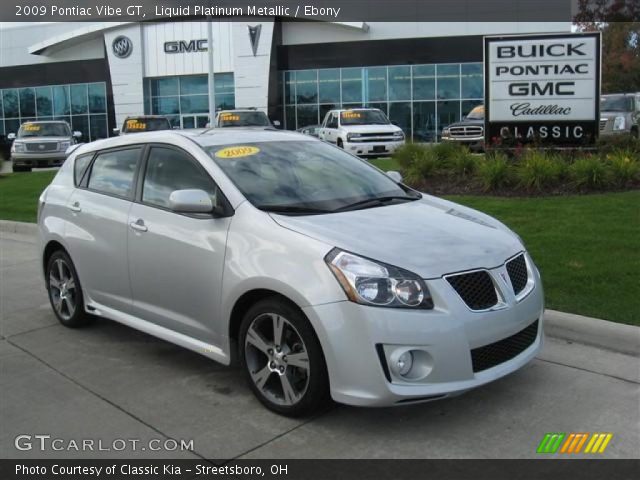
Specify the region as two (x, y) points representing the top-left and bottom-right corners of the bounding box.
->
(112, 36), (133, 59)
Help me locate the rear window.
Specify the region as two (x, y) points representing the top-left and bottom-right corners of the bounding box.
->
(217, 111), (270, 127)
(339, 110), (389, 126)
(87, 148), (141, 198)
(122, 117), (171, 133)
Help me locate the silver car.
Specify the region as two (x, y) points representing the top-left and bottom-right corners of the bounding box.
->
(9, 120), (81, 172)
(38, 129), (544, 416)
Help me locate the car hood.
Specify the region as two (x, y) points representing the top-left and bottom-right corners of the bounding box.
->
(445, 119), (484, 128)
(600, 111), (630, 118)
(271, 196), (522, 278)
(340, 124), (402, 133)
(17, 136), (69, 143)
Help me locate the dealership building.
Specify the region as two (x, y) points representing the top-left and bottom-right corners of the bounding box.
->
(0, 19), (568, 142)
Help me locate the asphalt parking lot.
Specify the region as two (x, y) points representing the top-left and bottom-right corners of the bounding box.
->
(1, 231), (638, 459)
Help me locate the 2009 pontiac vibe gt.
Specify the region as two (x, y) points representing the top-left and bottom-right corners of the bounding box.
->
(38, 129), (544, 416)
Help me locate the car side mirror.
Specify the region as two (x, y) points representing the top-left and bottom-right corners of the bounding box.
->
(386, 170), (403, 183)
(73, 131), (82, 139)
(169, 189), (214, 214)
(391, 121), (399, 126)
(272, 120), (281, 128)
(7, 133), (16, 141)
(112, 128), (120, 136)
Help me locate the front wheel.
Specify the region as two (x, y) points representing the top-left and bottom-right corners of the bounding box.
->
(337, 138), (344, 148)
(46, 250), (92, 328)
(239, 298), (330, 417)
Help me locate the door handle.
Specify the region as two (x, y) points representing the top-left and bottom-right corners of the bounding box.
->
(69, 202), (81, 213)
(129, 219), (148, 232)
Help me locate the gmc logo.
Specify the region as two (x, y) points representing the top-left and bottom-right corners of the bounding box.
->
(164, 39), (207, 54)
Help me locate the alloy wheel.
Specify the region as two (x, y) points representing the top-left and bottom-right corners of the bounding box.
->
(48, 258), (77, 321)
(244, 313), (311, 406)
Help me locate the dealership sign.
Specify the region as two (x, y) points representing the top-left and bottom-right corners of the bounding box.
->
(164, 39), (207, 53)
(484, 33), (601, 146)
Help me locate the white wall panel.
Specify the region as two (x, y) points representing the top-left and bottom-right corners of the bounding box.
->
(142, 21), (234, 77)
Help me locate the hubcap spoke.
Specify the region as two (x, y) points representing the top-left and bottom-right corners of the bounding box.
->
(56, 260), (65, 282)
(54, 296), (63, 312)
(286, 351), (310, 370)
(246, 325), (271, 355)
(280, 373), (298, 405)
(251, 365), (272, 390)
(49, 273), (61, 290)
(272, 315), (284, 347)
(62, 296), (75, 315)
(66, 278), (76, 291)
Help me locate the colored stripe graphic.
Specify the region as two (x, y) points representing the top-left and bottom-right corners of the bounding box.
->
(561, 433), (589, 453)
(537, 433), (565, 453)
(585, 433), (613, 453)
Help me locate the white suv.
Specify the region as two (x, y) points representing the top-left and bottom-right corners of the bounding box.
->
(319, 108), (405, 157)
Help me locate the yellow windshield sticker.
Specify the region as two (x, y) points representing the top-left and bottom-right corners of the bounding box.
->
(126, 119), (146, 130)
(23, 124), (41, 131)
(215, 146), (260, 159)
(341, 111), (362, 119)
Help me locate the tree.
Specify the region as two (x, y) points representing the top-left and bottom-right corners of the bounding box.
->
(574, 0), (640, 93)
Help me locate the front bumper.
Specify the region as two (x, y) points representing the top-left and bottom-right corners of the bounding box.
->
(344, 140), (404, 157)
(442, 136), (485, 150)
(12, 152), (67, 167)
(303, 254), (544, 406)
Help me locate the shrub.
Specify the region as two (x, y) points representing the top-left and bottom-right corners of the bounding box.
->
(517, 150), (564, 191)
(393, 142), (429, 170)
(478, 153), (512, 191)
(569, 157), (613, 190)
(448, 148), (478, 177)
(405, 146), (439, 184)
(432, 141), (467, 164)
(607, 151), (640, 186)
(597, 135), (640, 155)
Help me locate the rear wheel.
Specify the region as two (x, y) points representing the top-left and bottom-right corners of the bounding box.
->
(12, 164), (31, 173)
(239, 298), (330, 417)
(46, 250), (92, 328)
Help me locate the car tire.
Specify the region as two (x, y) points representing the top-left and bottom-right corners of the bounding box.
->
(12, 164), (31, 173)
(46, 250), (92, 328)
(239, 297), (330, 417)
(337, 138), (344, 149)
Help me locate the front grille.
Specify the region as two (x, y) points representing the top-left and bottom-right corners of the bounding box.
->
(599, 119), (607, 131)
(506, 254), (528, 295)
(446, 270), (497, 310)
(449, 126), (484, 138)
(471, 320), (539, 372)
(26, 142), (58, 152)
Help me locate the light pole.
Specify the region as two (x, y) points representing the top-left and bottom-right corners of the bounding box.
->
(207, 16), (216, 126)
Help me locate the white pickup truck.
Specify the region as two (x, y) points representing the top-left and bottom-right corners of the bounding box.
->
(318, 108), (405, 157)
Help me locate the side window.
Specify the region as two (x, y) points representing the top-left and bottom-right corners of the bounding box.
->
(327, 114), (338, 129)
(142, 147), (218, 209)
(74, 153), (93, 186)
(87, 148), (140, 198)
(321, 112), (331, 128)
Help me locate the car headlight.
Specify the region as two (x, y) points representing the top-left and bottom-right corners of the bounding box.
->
(11, 141), (25, 153)
(347, 133), (362, 141)
(442, 128), (450, 137)
(614, 116), (626, 131)
(59, 141), (71, 151)
(325, 248), (433, 309)
(393, 131), (405, 139)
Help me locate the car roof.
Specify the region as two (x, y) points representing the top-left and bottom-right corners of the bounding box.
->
(22, 120), (69, 124)
(72, 128), (314, 155)
(124, 115), (170, 119)
(217, 109), (264, 113)
(602, 93), (640, 97)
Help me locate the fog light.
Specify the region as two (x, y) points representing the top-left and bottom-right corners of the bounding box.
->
(396, 351), (413, 376)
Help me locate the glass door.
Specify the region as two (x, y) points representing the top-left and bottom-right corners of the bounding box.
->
(181, 115), (210, 129)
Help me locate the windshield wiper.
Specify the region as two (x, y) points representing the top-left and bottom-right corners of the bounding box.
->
(260, 204), (332, 215)
(334, 195), (419, 212)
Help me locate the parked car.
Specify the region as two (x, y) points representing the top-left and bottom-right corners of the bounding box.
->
(113, 116), (172, 136)
(297, 125), (321, 137)
(38, 129), (543, 416)
(318, 108), (405, 157)
(599, 93), (640, 138)
(214, 109), (280, 129)
(9, 120), (81, 172)
(441, 105), (485, 151)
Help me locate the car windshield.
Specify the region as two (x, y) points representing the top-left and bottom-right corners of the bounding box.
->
(466, 106), (485, 120)
(339, 110), (390, 126)
(18, 123), (70, 138)
(122, 117), (171, 133)
(208, 141), (418, 214)
(217, 111), (270, 127)
(601, 96), (633, 112)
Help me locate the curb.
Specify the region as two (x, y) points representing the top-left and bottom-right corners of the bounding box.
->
(0, 221), (638, 356)
(545, 310), (640, 357)
(0, 220), (38, 235)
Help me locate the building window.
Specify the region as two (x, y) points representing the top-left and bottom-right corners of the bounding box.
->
(0, 81), (108, 142)
(281, 62), (483, 141)
(144, 73), (235, 129)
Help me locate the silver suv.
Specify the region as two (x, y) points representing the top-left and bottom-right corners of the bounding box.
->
(600, 93), (640, 138)
(38, 129), (543, 416)
(9, 121), (81, 172)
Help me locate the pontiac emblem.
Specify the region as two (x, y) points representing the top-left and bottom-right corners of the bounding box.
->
(248, 24), (262, 56)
